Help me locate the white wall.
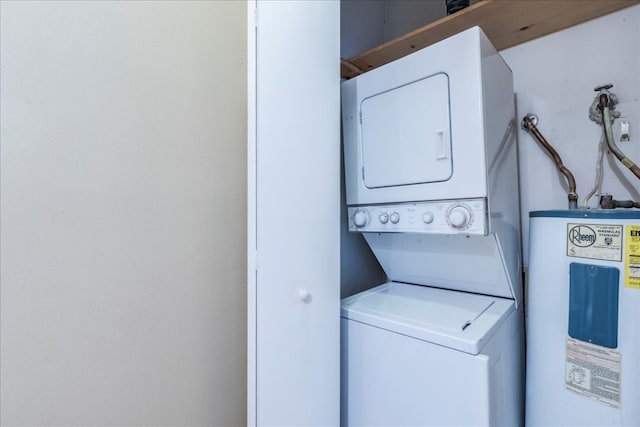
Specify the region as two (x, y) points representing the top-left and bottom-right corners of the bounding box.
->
(341, 0), (385, 59)
(383, 0), (445, 42)
(340, 0), (444, 59)
(0, 1), (246, 425)
(341, 0), (478, 58)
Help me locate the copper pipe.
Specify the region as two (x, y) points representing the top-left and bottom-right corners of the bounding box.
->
(521, 114), (578, 209)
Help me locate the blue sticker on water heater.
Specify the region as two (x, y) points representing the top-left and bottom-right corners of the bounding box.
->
(568, 262), (619, 348)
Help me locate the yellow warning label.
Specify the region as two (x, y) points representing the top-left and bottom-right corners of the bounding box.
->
(626, 225), (640, 289)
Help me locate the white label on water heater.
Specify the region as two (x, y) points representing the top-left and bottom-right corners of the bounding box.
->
(566, 223), (623, 262)
(565, 338), (621, 409)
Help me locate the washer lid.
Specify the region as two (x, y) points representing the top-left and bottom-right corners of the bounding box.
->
(341, 282), (515, 354)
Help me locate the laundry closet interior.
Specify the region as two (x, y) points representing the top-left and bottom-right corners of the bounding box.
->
(247, 1), (640, 426)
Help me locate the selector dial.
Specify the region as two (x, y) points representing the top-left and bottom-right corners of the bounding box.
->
(422, 212), (434, 224)
(379, 213), (389, 224)
(448, 205), (472, 229)
(390, 212), (400, 224)
(353, 209), (369, 227)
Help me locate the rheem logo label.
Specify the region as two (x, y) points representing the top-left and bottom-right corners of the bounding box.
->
(569, 225), (597, 247)
(567, 223), (623, 262)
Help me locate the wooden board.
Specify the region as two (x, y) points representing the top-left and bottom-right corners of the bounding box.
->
(341, 0), (639, 78)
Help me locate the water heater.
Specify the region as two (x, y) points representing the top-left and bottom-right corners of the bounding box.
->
(526, 210), (639, 426)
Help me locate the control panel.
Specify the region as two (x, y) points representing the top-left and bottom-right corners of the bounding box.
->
(348, 199), (488, 235)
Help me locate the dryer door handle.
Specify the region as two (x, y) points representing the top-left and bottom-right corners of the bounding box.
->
(436, 129), (450, 160)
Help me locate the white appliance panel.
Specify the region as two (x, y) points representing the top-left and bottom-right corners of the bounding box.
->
(343, 27), (508, 205)
(341, 318), (491, 427)
(341, 282), (524, 427)
(348, 199), (487, 234)
(341, 282), (515, 354)
(361, 73), (452, 188)
(363, 233), (516, 300)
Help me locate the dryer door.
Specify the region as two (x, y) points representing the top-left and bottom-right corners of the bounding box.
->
(361, 73), (452, 189)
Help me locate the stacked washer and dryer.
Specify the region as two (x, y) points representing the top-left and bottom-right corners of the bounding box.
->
(340, 27), (524, 426)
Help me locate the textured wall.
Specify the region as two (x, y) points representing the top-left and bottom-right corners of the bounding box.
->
(0, 1), (246, 425)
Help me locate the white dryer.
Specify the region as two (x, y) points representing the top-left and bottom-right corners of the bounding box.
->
(340, 27), (524, 426)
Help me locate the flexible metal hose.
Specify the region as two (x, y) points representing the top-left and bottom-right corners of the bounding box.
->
(599, 93), (640, 180)
(521, 114), (578, 209)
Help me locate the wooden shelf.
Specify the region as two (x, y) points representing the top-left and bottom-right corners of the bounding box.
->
(341, 0), (639, 79)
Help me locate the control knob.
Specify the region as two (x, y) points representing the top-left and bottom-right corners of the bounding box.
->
(390, 212), (400, 224)
(353, 210), (368, 227)
(422, 212), (434, 224)
(379, 213), (389, 224)
(448, 206), (472, 229)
